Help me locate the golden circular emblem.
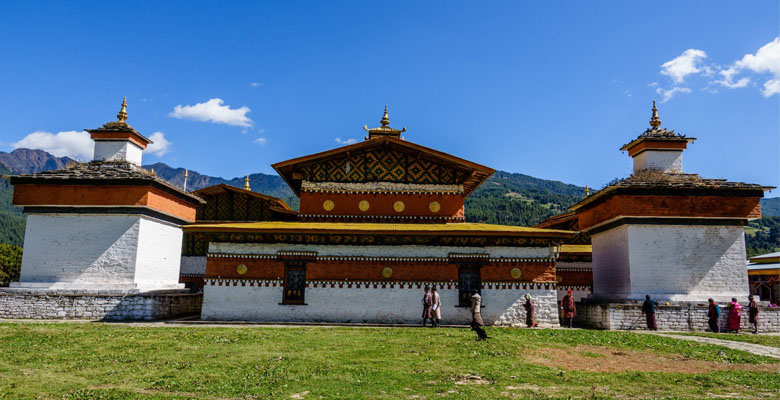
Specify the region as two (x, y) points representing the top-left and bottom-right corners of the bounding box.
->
(393, 201), (405, 212)
(510, 268), (522, 279)
(556, 275), (563, 283)
(322, 199), (335, 211)
(236, 264), (248, 275)
(358, 200), (370, 212)
(381, 267), (393, 278)
(429, 201), (441, 213)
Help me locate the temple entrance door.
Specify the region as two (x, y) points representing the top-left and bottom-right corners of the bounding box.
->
(458, 265), (482, 307)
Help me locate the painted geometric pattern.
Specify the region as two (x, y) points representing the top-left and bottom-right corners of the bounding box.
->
(299, 148), (461, 184)
(196, 191), (273, 222)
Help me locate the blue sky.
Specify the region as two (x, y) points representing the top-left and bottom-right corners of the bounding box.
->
(0, 1), (778, 195)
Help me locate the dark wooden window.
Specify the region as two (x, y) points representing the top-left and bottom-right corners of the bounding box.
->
(457, 265), (482, 307)
(283, 262), (307, 304)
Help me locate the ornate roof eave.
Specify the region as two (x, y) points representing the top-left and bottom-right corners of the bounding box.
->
(271, 136), (495, 197)
(193, 183), (294, 211)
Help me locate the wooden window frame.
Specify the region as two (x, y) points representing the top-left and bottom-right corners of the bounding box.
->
(456, 263), (483, 307)
(281, 261), (307, 305)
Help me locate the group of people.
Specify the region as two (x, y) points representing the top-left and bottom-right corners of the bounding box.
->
(709, 295), (760, 334)
(423, 288), (762, 335)
(641, 295), (760, 334)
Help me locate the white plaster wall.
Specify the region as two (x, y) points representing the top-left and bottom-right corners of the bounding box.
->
(15, 214), (182, 291)
(627, 225), (748, 302)
(591, 226), (631, 299)
(93, 141), (143, 165)
(180, 256), (206, 275)
(201, 283), (559, 326)
(134, 217), (185, 290)
(633, 150), (683, 173)
(209, 243), (553, 259)
(18, 214), (141, 287)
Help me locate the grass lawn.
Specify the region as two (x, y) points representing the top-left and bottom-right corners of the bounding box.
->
(0, 323), (778, 399)
(677, 331), (780, 349)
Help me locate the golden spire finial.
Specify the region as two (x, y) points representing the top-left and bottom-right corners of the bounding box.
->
(649, 100), (661, 130)
(117, 97), (128, 122)
(585, 185), (590, 197)
(184, 169), (188, 178)
(244, 175), (251, 191)
(380, 105), (390, 127)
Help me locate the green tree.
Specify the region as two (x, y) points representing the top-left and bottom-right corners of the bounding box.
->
(0, 243), (22, 286)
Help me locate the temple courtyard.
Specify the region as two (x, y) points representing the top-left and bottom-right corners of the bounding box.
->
(0, 322), (778, 399)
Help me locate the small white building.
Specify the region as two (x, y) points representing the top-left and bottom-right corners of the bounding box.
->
(9, 98), (204, 293)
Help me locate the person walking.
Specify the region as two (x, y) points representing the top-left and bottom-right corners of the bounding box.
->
(747, 295), (759, 334)
(431, 286), (441, 327)
(707, 298), (721, 333)
(523, 293), (537, 328)
(421, 286), (434, 327)
(470, 290), (488, 340)
(727, 297), (742, 333)
(560, 290), (576, 328)
(642, 295), (658, 331)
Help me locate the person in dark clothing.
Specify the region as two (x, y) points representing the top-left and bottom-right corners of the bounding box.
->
(470, 290), (489, 340)
(421, 286), (434, 327)
(560, 290), (576, 328)
(523, 293), (538, 328)
(642, 295), (658, 330)
(748, 295), (759, 334)
(707, 298), (721, 333)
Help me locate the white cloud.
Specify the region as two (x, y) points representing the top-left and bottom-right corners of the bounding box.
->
(713, 37), (780, 96)
(250, 82), (262, 88)
(169, 98), (253, 127)
(13, 130), (93, 160)
(660, 49), (708, 83)
(335, 138), (357, 145)
(254, 137), (268, 145)
(146, 131), (171, 156)
(655, 86), (692, 103)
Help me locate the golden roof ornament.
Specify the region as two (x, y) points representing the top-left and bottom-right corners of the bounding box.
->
(363, 105), (406, 140)
(585, 185), (590, 197)
(244, 175), (251, 191)
(649, 100), (661, 130)
(117, 97), (128, 122)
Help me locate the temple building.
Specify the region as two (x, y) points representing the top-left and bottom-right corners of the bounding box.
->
(748, 251), (780, 305)
(184, 107), (573, 325)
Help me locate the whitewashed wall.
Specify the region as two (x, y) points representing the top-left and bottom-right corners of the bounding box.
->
(202, 282), (559, 326)
(180, 256), (207, 275)
(632, 150), (683, 173)
(592, 224), (748, 302)
(134, 217), (184, 290)
(14, 214), (183, 291)
(592, 226), (632, 300)
(93, 140), (144, 165)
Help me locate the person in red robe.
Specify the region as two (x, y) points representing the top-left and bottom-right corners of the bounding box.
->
(560, 290), (576, 328)
(421, 286), (434, 327)
(727, 297), (741, 333)
(523, 293), (538, 328)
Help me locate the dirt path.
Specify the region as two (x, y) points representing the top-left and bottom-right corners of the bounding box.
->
(647, 332), (780, 360)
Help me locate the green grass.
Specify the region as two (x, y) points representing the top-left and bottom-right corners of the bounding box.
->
(0, 323), (778, 399)
(677, 331), (780, 349)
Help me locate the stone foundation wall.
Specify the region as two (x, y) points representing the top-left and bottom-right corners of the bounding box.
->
(576, 301), (780, 332)
(0, 290), (202, 320)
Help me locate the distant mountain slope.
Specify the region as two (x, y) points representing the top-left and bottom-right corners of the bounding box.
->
(761, 197), (780, 217)
(0, 149), (75, 174)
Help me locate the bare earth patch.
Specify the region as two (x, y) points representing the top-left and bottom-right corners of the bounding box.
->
(454, 374), (490, 385)
(526, 345), (779, 373)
